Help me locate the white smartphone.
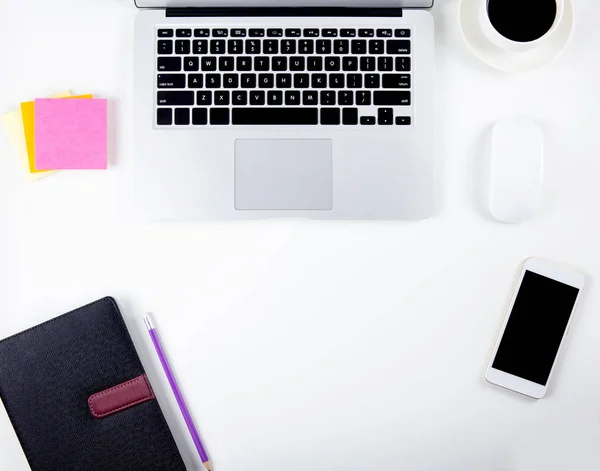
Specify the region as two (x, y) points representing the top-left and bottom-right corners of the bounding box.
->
(485, 257), (584, 399)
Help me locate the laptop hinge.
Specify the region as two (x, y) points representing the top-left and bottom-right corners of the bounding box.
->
(165, 7), (403, 18)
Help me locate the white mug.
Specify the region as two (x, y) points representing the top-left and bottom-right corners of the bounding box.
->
(479, 0), (565, 52)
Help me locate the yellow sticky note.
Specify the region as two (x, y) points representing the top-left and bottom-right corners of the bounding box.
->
(21, 93), (92, 173)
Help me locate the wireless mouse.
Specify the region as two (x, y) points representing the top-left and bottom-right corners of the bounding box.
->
(489, 117), (544, 223)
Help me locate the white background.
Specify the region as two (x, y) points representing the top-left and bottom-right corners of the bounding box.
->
(1, 1), (600, 470)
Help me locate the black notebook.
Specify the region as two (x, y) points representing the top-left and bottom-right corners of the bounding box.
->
(0, 297), (187, 471)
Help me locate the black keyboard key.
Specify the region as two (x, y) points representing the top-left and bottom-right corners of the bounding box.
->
(286, 29), (302, 37)
(343, 57), (358, 71)
(374, 91), (411, 106)
(250, 29), (265, 37)
(210, 108), (230, 125)
(175, 40), (190, 54)
(206, 74), (221, 88)
(246, 39), (261, 54)
(237, 57), (252, 71)
(396, 116), (411, 125)
(232, 108), (318, 125)
(387, 40), (411, 54)
(194, 29), (210, 37)
(188, 74), (204, 88)
(157, 74), (185, 88)
(369, 40), (385, 54)
(304, 29), (319, 37)
(197, 91), (212, 105)
(215, 90), (230, 105)
(396, 57), (411, 71)
(360, 56), (376, 71)
(264, 40), (279, 54)
(312, 74), (327, 88)
(343, 108), (358, 125)
(219, 56), (235, 71)
(193, 40), (208, 54)
(210, 40), (226, 54)
(299, 40), (314, 54)
(378, 108), (394, 125)
(228, 39), (244, 54)
(158, 40), (173, 55)
(290, 57), (305, 71)
(157, 108), (172, 125)
(157, 91), (194, 106)
(307, 57), (322, 71)
(293, 74), (310, 88)
(347, 74), (363, 89)
(356, 90), (372, 106)
(232, 29), (247, 37)
(254, 57), (270, 71)
(341, 29), (357, 37)
(383, 74), (411, 88)
(365, 74), (380, 88)
(361, 116), (376, 125)
(285, 91), (301, 105)
(329, 74), (345, 88)
(378, 56), (394, 71)
(303, 91), (318, 105)
(351, 40), (367, 55)
(184, 57), (199, 71)
(316, 40), (332, 55)
(272, 57), (287, 71)
(267, 29), (283, 37)
(232, 90), (248, 105)
(158, 57), (181, 71)
(176, 29), (192, 38)
(241, 73), (257, 88)
(359, 29), (375, 37)
(259, 73), (274, 88)
(325, 57), (340, 71)
(276, 73), (292, 88)
(192, 108), (208, 125)
(250, 91), (266, 105)
(282, 39), (297, 54)
(175, 108), (190, 125)
(321, 91), (336, 105)
(213, 29), (228, 37)
(321, 108), (340, 125)
(322, 29), (338, 37)
(395, 29), (411, 38)
(202, 56), (217, 71)
(377, 29), (393, 38)
(268, 91), (283, 105)
(158, 29), (173, 38)
(223, 74), (239, 88)
(334, 40), (349, 54)
(338, 91), (354, 106)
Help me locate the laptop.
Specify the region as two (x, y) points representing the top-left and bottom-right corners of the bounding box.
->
(133, 0), (435, 220)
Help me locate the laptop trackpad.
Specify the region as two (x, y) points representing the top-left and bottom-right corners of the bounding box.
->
(235, 139), (333, 211)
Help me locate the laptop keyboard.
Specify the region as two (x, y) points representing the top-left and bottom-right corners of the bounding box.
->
(156, 27), (412, 127)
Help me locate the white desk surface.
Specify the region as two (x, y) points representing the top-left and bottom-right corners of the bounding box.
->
(1, 1), (600, 470)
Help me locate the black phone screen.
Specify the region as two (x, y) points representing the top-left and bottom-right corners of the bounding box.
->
(492, 271), (580, 386)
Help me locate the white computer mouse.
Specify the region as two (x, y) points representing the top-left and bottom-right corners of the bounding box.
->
(489, 117), (544, 223)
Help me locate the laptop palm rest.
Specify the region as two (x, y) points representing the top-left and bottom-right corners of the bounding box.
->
(234, 139), (333, 211)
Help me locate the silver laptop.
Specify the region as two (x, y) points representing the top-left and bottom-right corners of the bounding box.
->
(133, 0), (435, 220)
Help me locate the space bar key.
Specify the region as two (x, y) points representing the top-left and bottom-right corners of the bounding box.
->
(232, 108), (319, 125)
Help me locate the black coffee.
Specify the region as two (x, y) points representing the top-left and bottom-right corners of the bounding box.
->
(487, 0), (557, 43)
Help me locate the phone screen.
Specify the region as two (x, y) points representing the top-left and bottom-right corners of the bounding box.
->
(492, 271), (580, 385)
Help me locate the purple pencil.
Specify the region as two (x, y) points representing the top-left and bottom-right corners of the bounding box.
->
(144, 315), (212, 471)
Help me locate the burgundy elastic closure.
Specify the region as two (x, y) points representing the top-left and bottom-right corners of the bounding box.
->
(88, 374), (155, 419)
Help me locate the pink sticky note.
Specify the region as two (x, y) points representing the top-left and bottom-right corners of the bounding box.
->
(34, 98), (108, 170)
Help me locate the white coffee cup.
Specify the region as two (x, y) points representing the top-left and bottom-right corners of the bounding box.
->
(479, 0), (565, 52)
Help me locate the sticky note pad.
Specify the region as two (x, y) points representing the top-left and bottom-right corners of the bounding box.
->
(34, 98), (107, 170)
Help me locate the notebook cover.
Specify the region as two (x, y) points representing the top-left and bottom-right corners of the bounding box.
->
(0, 297), (187, 471)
